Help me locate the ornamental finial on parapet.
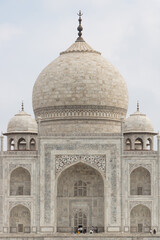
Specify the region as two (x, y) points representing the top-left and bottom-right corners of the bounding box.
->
(76, 10), (84, 42)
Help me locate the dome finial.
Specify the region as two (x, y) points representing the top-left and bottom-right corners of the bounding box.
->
(76, 10), (84, 42)
(137, 100), (139, 112)
(21, 101), (24, 111)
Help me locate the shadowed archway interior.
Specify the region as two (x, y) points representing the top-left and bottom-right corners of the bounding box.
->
(57, 162), (104, 233)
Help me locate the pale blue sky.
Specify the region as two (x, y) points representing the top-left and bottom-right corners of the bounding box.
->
(1, 0), (160, 137)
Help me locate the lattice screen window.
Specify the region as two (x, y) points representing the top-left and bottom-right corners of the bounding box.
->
(74, 180), (87, 197)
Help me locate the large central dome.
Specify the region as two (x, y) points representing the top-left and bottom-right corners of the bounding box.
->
(32, 15), (128, 135)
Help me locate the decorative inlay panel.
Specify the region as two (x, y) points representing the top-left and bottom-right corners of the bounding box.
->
(55, 155), (106, 176)
(9, 163), (31, 173)
(129, 163), (152, 174)
(9, 201), (31, 210)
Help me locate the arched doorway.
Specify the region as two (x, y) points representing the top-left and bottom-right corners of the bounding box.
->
(57, 162), (104, 233)
(130, 167), (151, 195)
(130, 204), (151, 233)
(135, 138), (143, 150)
(74, 210), (87, 233)
(10, 167), (31, 195)
(126, 138), (132, 150)
(10, 205), (31, 233)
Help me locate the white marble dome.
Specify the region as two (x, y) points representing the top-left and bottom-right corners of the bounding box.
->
(124, 107), (154, 133)
(7, 110), (38, 134)
(32, 40), (128, 122)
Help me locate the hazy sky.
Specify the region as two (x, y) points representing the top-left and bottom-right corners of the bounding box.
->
(0, 0), (160, 136)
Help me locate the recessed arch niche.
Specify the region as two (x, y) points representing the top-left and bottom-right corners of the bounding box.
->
(130, 204), (151, 233)
(10, 167), (31, 196)
(130, 167), (151, 195)
(10, 204), (31, 233)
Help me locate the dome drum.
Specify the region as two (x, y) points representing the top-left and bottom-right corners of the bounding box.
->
(38, 119), (122, 136)
(34, 105), (127, 122)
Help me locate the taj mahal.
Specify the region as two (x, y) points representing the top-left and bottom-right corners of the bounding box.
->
(0, 12), (159, 240)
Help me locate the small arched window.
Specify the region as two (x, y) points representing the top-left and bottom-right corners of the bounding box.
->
(74, 180), (87, 197)
(146, 138), (152, 150)
(18, 138), (26, 150)
(10, 139), (15, 150)
(135, 138), (143, 150)
(126, 138), (131, 150)
(30, 138), (36, 150)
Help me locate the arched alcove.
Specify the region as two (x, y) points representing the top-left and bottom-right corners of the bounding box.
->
(126, 138), (132, 150)
(146, 138), (152, 150)
(30, 138), (36, 150)
(18, 138), (27, 150)
(10, 167), (31, 196)
(10, 205), (31, 233)
(135, 138), (143, 150)
(130, 167), (151, 195)
(10, 138), (15, 150)
(130, 204), (151, 233)
(57, 162), (104, 233)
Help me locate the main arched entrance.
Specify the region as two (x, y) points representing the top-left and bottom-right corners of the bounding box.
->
(57, 162), (104, 233)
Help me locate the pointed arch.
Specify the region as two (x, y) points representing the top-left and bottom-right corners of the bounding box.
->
(126, 138), (132, 150)
(130, 167), (151, 195)
(56, 160), (105, 182)
(10, 204), (31, 233)
(130, 204), (151, 233)
(10, 167), (31, 195)
(146, 138), (152, 150)
(9, 138), (15, 150)
(135, 138), (143, 150)
(18, 138), (27, 150)
(30, 138), (36, 150)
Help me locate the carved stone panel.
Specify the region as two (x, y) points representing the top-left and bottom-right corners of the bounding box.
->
(55, 154), (106, 176)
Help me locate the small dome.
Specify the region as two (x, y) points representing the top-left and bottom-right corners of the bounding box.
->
(124, 105), (154, 134)
(7, 110), (38, 134)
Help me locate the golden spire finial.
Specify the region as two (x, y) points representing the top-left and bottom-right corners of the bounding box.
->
(76, 10), (84, 42)
(21, 101), (24, 111)
(137, 101), (139, 112)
